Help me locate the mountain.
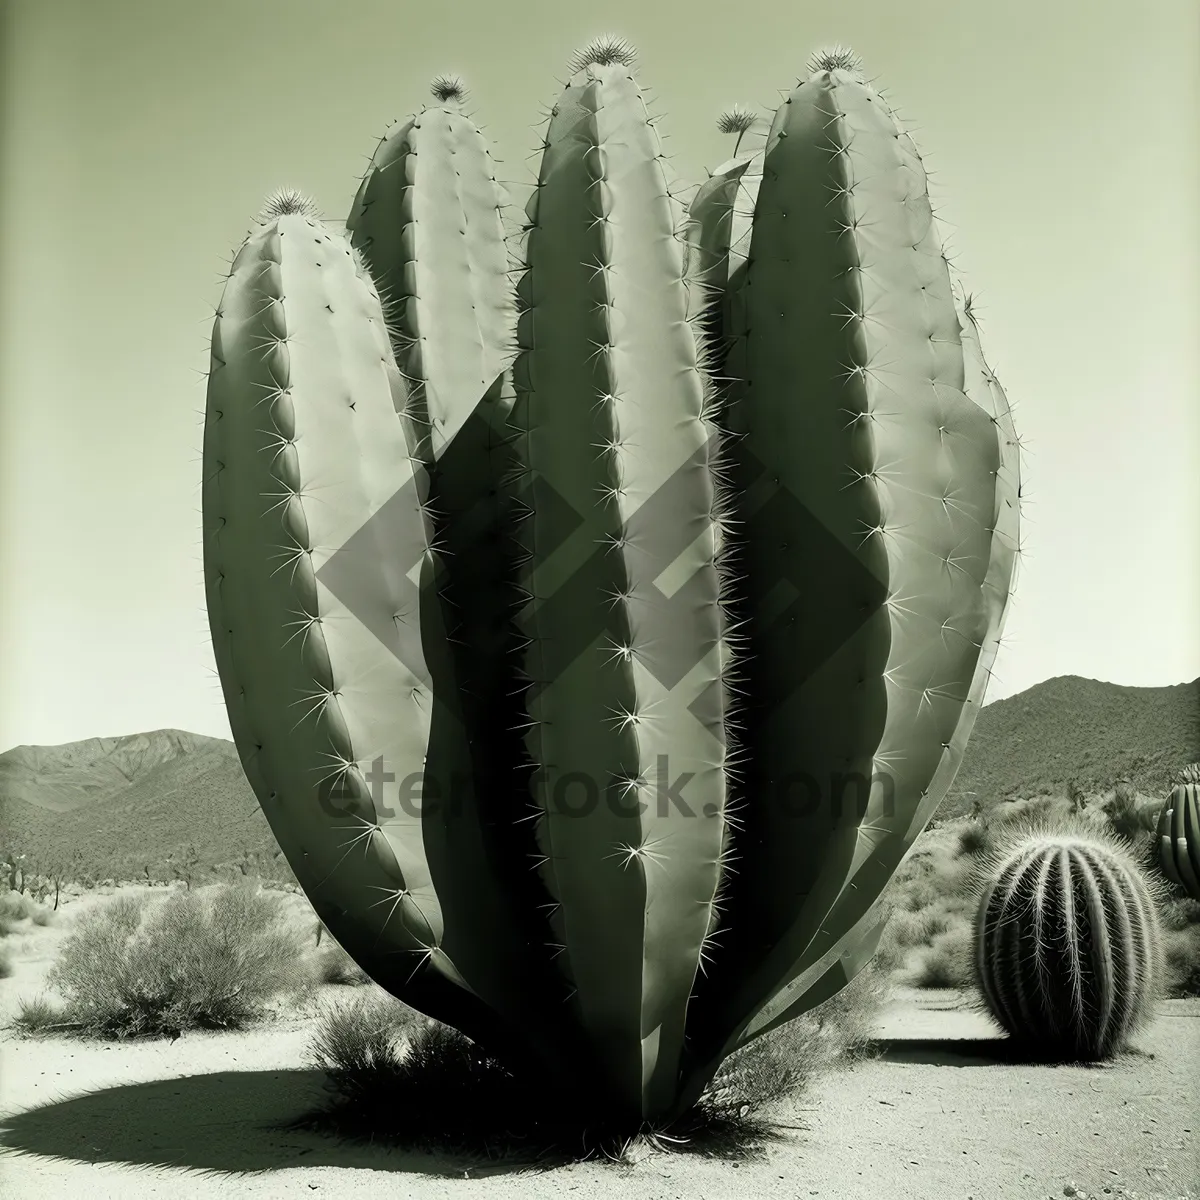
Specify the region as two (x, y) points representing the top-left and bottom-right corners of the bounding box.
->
(1, 675), (1197, 881)
(939, 675), (1199, 818)
(0, 729), (277, 882)
(0, 729), (237, 813)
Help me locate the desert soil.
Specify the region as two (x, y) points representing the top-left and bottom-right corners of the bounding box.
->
(0, 887), (1196, 1200)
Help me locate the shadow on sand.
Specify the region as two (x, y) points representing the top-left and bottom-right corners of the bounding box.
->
(0, 1068), (529, 1179)
(867, 1036), (1021, 1066)
(867, 1036), (1150, 1068)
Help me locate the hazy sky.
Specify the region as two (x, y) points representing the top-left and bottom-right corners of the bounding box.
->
(0, 0), (1196, 752)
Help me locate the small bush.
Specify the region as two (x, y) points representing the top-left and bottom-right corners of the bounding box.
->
(24, 882), (315, 1038)
(1160, 896), (1200, 933)
(0, 945), (12, 978)
(1160, 897), (1200, 997)
(0, 892), (53, 933)
(886, 907), (952, 950)
(1164, 926), (1200, 997)
(903, 923), (973, 989)
(308, 991), (439, 1106)
(316, 941), (372, 986)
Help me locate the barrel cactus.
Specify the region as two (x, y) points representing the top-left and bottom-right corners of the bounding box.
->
(974, 829), (1163, 1060)
(1157, 765), (1200, 898)
(202, 38), (1020, 1129)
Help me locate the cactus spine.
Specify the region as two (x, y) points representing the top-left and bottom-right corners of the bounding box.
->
(1157, 766), (1200, 897)
(974, 830), (1163, 1060)
(203, 38), (1020, 1128)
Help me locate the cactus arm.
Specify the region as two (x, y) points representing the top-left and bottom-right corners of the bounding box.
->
(202, 198), (465, 1001)
(202, 197), (582, 1084)
(343, 84), (592, 1061)
(346, 79), (516, 462)
(512, 46), (729, 1118)
(682, 110), (767, 393)
(682, 54), (1015, 1089)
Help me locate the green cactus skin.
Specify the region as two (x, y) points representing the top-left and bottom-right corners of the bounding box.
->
(509, 40), (733, 1120)
(201, 191), (588, 1103)
(974, 831), (1163, 1060)
(1157, 777), (1200, 898)
(674, 49), (1019, 1103)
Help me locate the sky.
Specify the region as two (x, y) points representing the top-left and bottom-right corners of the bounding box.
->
(0, 0), (1196, 752)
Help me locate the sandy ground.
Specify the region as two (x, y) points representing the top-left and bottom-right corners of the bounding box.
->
(0, 887), (1196, 1200)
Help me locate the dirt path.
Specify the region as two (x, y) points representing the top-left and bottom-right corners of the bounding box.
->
(1, 892), (1196, 1199)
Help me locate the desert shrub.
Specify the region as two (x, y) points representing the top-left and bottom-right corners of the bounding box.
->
(308, 991), (440, 1105)
(893, 877), (943, 913)
(316, 941), (372, 986)
(0, 945), (12, 978)
(1160, 896), (1200, 933)
(30, 882), (315, 1037)
(1159, 896), (1200, 997)
(0, 892), (53, 933)
(902, 923), (973, 989)
(886, 907), (952, 949)
(1164, 926), (1200, 997)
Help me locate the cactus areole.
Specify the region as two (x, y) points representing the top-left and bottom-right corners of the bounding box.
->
(202, 40), (1021, 1128)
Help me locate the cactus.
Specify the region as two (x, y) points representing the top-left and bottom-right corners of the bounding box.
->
(203, 39), (1020, 1129)
(974, 829), (1163, 1060)
(1157, 767), (1200, 897)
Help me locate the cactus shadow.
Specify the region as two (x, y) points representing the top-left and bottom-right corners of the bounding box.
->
(0, 1068), (529, 1178)
(867, 1036), (1023, 1066)
(867, 1036), (1151, 1068)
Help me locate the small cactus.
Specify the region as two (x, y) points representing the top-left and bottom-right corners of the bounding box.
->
(1157, 770), (1200, 898)
(974, 828), (1163, 1060)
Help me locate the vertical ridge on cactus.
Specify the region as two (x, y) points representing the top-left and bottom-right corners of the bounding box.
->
(974, 829), (1163, 1060)
(202, 40), (1021, 1129)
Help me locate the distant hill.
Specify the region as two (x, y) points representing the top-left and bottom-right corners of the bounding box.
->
(0, 729), (277, 882)
(939, 675), (1199, 818)
(1, 675), (1196, 880)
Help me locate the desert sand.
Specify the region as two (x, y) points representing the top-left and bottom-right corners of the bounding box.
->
(0, 888), (1196, 1200)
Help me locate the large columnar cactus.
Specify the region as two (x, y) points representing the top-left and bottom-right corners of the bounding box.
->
(974, 830), (1163, 1060)
(202, 37), (1020, 1128)
(1157, 765), (1200, 897)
